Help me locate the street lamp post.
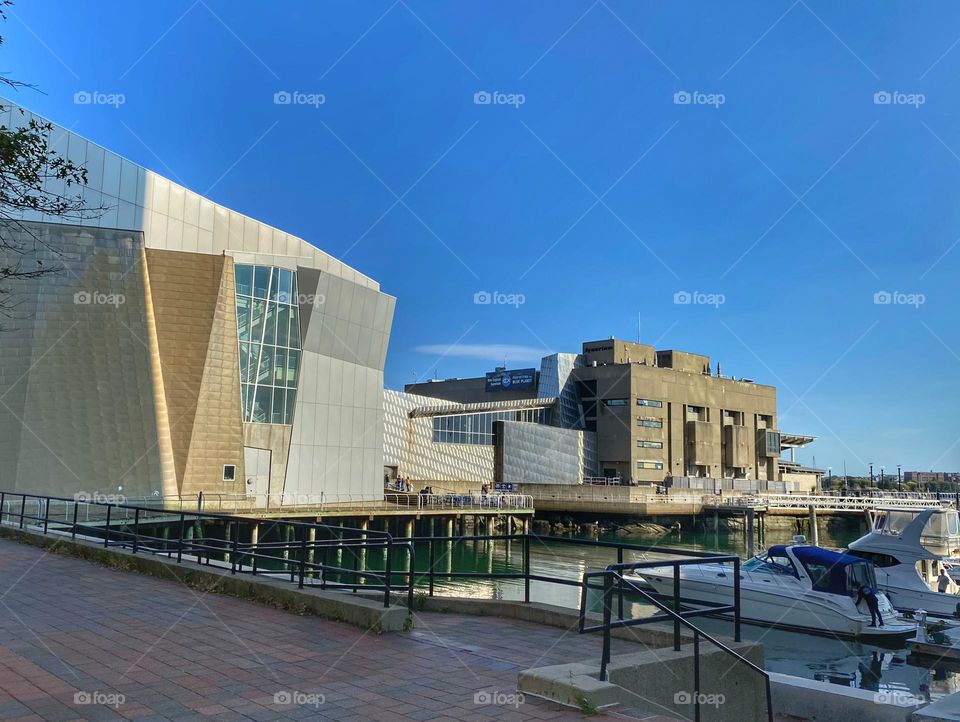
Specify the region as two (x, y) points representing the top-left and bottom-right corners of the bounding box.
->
(897, 465), (902, 493)
(869, 463), (874, 485)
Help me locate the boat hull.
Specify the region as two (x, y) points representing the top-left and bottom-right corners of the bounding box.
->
(880, 583), (960, 619)
(636, 571), (914, 639)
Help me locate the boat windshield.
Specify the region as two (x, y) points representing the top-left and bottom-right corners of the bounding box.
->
(742, 551), (798, 577)
(846, 562), (878, 596)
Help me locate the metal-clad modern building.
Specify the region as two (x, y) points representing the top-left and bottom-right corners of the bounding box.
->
(0, 100), (394, 504)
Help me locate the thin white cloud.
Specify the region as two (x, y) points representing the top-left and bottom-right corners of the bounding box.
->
(414, 343), (553, 363)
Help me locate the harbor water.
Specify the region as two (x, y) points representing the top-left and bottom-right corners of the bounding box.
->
(414, 524), (960, 702)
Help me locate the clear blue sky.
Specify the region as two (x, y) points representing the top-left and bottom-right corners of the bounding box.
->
(4, 1), (959, 475)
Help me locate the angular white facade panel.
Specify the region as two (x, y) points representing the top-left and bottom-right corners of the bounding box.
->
(0, 98), (395, 504)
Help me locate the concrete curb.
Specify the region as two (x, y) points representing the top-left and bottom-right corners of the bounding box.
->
(415, 596), (694, 647)
(0, 524), (410, 633)
(519, 643), (768, 720)
(770, 672), (924, 722)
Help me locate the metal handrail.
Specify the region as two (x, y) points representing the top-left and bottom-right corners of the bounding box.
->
(0, 490), (410, 609)
(579, 556), (773, 722)
(703, 493), (947, 511)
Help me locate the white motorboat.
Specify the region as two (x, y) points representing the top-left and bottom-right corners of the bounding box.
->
(847, 507), (960, 619)
(634, 542), (915, 640)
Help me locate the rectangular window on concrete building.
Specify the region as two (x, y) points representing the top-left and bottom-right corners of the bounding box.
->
(637, 461), (664, 470)
(686, 405), (707, 421)
(637, 440), (663, 449)
(637, 418), (663, 429)
(604, 398), (629, 406)
(636, 399), (662, 408)
(222, 464), (237, 481)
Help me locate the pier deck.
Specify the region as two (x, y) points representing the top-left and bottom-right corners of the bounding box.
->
(0, 537), (675, 721)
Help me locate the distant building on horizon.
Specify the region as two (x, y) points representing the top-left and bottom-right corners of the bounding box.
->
(386, 338), (820, 492)
(904, 471), (960, 485)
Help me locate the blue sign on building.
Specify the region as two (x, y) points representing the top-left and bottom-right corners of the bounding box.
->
(485, 368), (536, 392)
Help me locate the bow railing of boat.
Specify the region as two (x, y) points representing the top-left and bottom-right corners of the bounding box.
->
(579, 555), (774, 722)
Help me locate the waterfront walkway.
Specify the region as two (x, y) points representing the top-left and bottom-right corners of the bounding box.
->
(0, 538), (683, 721)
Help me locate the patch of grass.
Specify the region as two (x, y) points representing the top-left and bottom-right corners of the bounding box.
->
(413, 591), (428, 611)
(575, 693), (601, 716)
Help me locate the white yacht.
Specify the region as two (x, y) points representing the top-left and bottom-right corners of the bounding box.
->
(635, 542), (915, 640)
(847, 507), (960, 619)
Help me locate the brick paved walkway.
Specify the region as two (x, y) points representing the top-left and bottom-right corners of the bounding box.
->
(0, 539), (687, 721)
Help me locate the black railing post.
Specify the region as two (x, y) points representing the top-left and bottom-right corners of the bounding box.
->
(19, 495), (26, 529)
(0, 491), (5, 524)
(600, 570), (614, 682)
(231, 523), (240, 574)
(407, 545), (415, 609)
(43, 498), (50, 535)
(177, 512), (185, 563)
(319, 541), (326, 589)
(523, 533), (531, 603)
(764, 675), (774, 722)
(383, 538), (393, 608)
(299, 535), (307, 589)
(673, 562), (681, 651)
(428, 537), (435, 596)
(733, 558), (741, 643)
(132, 508), (140, 553)
(71, 501), (78, 540)
(104, 505), (111, 548)
(693, 632), (701, 722)
(617, 546), (624, 620)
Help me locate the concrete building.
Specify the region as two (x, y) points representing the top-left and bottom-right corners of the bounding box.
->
(0, 100), (394, 504)
(904, 471), (960, 485)
(392, 338), (820, 492)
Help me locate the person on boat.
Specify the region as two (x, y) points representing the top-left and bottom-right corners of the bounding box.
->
(855, 582), (884, 627)
(938, 568), (951, 593)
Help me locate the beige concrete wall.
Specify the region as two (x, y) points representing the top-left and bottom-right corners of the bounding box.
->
(724, 424), (751, 468)
(573, 359), (777, 484)
(145, 249), (245, 496)
(656, 349), (711, 374)
(180, 255), (245, 496)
